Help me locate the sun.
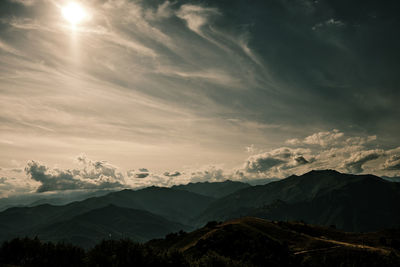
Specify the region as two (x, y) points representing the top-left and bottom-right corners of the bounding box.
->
(62, 2), (87, 26)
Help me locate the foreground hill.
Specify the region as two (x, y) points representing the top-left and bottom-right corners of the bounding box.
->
(172, 180), (251, 198)
(149, 217), (400, 267)
(2, 217), (399, 266)
(196, 170), (400, 231)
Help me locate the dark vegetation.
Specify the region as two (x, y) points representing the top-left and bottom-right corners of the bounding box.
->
(2, 218), (400, 267)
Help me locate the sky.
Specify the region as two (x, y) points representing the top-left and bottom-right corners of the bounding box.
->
(0, 0), (399, 197)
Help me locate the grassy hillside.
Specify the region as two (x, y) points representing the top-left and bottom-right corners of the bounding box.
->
(149, 217), (400, 266)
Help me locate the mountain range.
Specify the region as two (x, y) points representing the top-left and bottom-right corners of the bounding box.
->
(195, 170), (400, 231)
(0, 170), (399, 247)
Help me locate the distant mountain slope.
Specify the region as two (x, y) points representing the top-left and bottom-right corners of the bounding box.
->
(0, 187), (214, 243)
(196, 170), (400, 231)
(171, 180), (251, 198)
(81, 187), (215, 224)
(31, 205), (189, 248)
(149, 217), (400, 267)
(382, 176), (400, 183)
(0, 189), (116, 212)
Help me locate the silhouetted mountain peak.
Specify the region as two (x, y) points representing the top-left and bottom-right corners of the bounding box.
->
(196, 170), (400, 231)
(305, 169), (341, 175)
(171, 180), (250, 198)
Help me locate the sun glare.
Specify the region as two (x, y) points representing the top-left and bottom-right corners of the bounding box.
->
(62, 2), (87, 26)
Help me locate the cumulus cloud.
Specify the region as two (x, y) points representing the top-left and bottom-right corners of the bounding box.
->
(345, 135), (377, 146)
(303, 129), (344, 146)
(285, 129), (378, 148)
(25, 156), (125, 192)
(342, 150), (384, 174)
(244, 147), (310, 174)
(243, 130), (398, 177)
(189, 167), (226, 183)
(76, 155), (124, 181)
(1, 129), (398, 196)
(285, 129), (345, 146)
(382, 155), (400, 171)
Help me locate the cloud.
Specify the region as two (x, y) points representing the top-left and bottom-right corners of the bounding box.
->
(8, 0), (36, 6)
(294, 156), (309, 165)
(75, 155), (124, 181)
(382, 155), (400, 171)
(342, 150), (384, 174)
(0, 0), (400, 190)
(189, 167), (226, 183)
(345, 135), (377, 146)
(145, 1), (174, 21)
(135, 173), (149, 179)
(312, 18), (345, 30)
(176, 4), (220, 35)
(25, 156), (125, 192)
(285, 130), (377, 148)
(303, 129), (344, 146)
(245, 130), (397, 177)
(244, 147), (310, 173)
(126, 168), (150, 179)
(164, 171), (181, 177)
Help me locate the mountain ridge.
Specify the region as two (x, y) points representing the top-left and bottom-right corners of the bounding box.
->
(195, 170), (400, 231)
